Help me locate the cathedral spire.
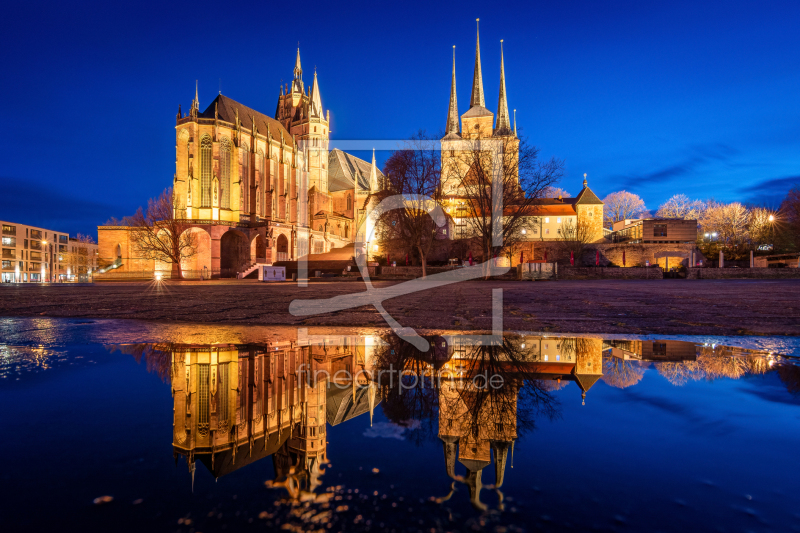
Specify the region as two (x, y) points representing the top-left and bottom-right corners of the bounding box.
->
(445, 46), (459, 135)
(495, 40), (512, 135)
(292, 48), (303, 93)
(369, 148), (379, 192)
(294, 47), (302, 81)
(310, 69), (323, 117)
(194, 80), (199, 111)
(470, 18), (485, 109)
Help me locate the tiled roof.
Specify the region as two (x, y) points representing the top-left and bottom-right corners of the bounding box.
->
(574, 186), (604, 205)
(200, 94), (291, 142)
(327, 148), (383, 192)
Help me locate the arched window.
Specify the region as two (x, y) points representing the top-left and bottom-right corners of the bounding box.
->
(220, 137), (231, 209)
(347, 194), (352, 211)
(241, 143), (250, 212)
(200, 135), (212, 207)
(257, 150), (265, 217)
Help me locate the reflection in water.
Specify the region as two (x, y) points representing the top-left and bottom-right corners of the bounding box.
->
(119, 333), (799, 526)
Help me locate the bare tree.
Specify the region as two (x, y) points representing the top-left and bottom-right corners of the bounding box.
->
(128, 188), (198, 279)
(602, 191), (648, 227)
(601, 358), (645, 388)
(542, 186), (571, 198)
(378, 133), (444, 277)
(699, 200), (750, 247)
(779, 186), (800, 251)
(445, 136), (563, 277)
(747, 207), (778, 249)
(554, 218), (593, 265)
(655, 194), (706, 220)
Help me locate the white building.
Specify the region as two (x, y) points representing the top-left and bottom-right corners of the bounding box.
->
(1, 220), (98, 282)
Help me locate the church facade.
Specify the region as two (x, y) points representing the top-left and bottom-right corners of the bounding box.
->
(439, 22), (605, 260)
(98, 50), (379, 278)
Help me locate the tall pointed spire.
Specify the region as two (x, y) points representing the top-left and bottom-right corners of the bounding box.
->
(495, 40), (511, 135)
(194, 80), (199, 111)
(470, 19), (486, 109)
(294, 47), (302, 80)
(292, 48), (303, 93)
(369, 148), (379, 192)
(310, 69), (323, 117)
(446, 46), (460, 135)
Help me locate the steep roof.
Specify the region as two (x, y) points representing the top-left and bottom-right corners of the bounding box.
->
(326, 383), (381, 426)
(574, 185), (604, 205)
(328, 148), (383, 192)
(200, 94), (291, 142)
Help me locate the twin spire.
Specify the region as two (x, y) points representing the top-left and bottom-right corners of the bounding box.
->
(470, 19), (485, 109)
(495, 40), (511, 134)
(446, 19), (514, 137)
(445, 46), (459, 135)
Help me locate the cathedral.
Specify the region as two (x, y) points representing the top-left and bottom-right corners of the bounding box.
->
(98, 49), (381, 278)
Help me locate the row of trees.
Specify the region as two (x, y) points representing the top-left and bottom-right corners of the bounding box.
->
(600, 187), (800, 258)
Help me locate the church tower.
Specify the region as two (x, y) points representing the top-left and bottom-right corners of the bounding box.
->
(460, 19), (494, 140)
(441, 20), (518, 196)
(276, 48), (330, 196)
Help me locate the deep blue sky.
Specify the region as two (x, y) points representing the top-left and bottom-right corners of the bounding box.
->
(2, 0), (799, 236)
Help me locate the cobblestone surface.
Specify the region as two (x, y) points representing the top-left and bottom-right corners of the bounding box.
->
(1, 278), (799, 336)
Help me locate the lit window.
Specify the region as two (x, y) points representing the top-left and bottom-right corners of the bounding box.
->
(220, 137), (231, 209)
(200, 135), (212, 206)
(557, 217), (562, 223)
(544, 217), (550, 223)
(545, 228), (550, 234)
(556, 355), (560, 361)
(544, 355), (548, 361)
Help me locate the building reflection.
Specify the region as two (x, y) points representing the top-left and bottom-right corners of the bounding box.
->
(121, 333), (794, 510)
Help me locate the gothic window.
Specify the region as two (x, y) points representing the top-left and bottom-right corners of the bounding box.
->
(198, 364), (210, 435)
(220, 137), (231, 209)
(257, 150), (265, 217)
(200, 135), (212, 207)
(241, 143), (250, 212)
(347, 194), (352, 211)
(217, 363), (229, 431)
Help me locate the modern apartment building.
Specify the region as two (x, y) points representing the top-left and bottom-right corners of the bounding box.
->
(1, 220), (98, 282)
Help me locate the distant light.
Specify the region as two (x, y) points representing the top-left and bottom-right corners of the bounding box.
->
(768, 214), (775, 222)
(372, 244), (379, 251)
(521, 229), (527, 234)
(521, 343), (526, 349)
(704, 233), (709, 237)
(155, 272), (163, 281)
(712, 232), (717, 237)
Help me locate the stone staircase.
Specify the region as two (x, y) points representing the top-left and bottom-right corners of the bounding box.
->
(237, 263), (259, 279)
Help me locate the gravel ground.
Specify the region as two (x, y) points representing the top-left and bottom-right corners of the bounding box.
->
(1, 278), (799, 336)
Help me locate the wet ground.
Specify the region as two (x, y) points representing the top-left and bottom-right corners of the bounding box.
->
(2, 278), (800, 336)
(1, 317), (799, 533)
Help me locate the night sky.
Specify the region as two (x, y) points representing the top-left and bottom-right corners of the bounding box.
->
(2, 0), (799, 236)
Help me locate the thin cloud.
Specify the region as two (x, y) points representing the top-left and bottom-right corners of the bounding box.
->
(0, 176), (122, 235)
(613, 143), (738, 191)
